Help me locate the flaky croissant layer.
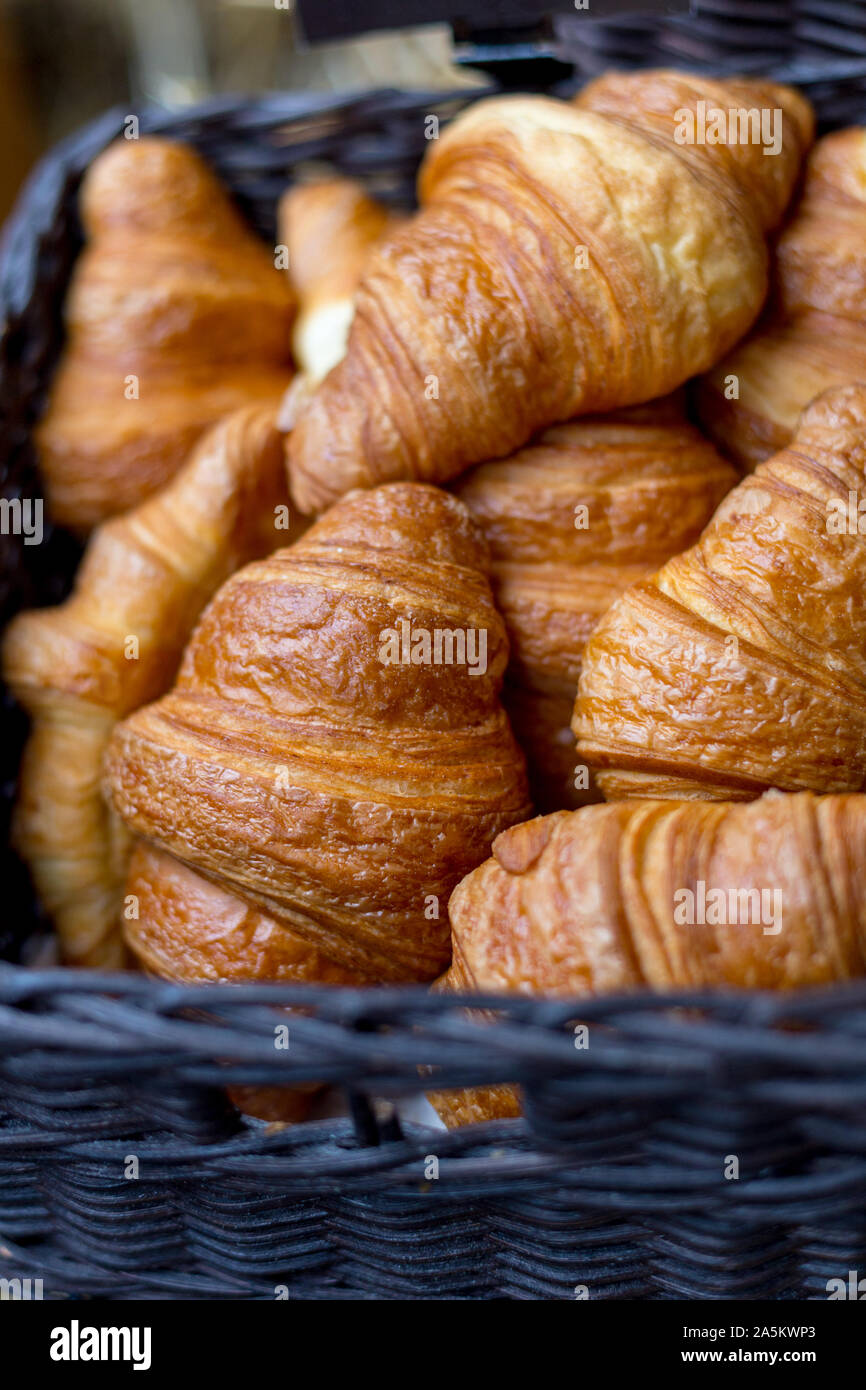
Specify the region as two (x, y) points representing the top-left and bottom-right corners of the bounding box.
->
(575, 383), (866, 802)
(289, 69), (811, 513)
(126, 843), (367, 986)
(105, 482), (531, 983)
(455, 396), (736, 810)
(447, 793), (866, 996)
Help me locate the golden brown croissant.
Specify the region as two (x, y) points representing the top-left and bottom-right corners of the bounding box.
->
(574, 383), (866, 802)
(126, 842), (365, 987)
(104, 482), (532, 984)
(698, 128), (866, 469)
(3, 406), (291, 965)
(288, 70), (811, 514)
(433, 791), (866, 1125)
(37, 136), (295, 531)
(455, 396), (737, 811)
(279, 177), (404, 382)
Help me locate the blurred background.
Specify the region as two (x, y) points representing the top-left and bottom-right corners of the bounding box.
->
(0, 0), (492, 223)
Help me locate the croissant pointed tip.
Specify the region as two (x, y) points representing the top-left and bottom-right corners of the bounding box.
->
(38, 129), (297, 530)
(493, 814), (560, 875)
(798, 380), (866, 435)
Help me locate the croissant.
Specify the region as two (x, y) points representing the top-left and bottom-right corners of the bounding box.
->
(104, 482), (532, 983)
(455, 395), (737, 811)
(3, 406), (292, 965)
(574, 383), (866, 802)
(287, 69), (811, 514)
(279, 177), (404, 382)
(698, 127), (866, 469)
(433, 791), (866, 1125)
(37, 136), (295, 531)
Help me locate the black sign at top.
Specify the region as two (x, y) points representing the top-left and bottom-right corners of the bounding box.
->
(296, 1), (690, 44)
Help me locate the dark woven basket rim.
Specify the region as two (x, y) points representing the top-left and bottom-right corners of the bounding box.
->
(7, 961), (866, 1023)
(3, 964), (866, 1094)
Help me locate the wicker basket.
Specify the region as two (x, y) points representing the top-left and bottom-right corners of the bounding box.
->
(3, 9), (866, 1300)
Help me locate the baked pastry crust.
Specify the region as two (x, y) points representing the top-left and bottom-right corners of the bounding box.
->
(37, 136), (295, 530)
(104, 482), (532, 983)
(288, 71), (811, 513)
(698, 128), (866, 469)
(127, 843), (365, 986)
(575, 384), (866, 801)
(456, 397), (736, 810)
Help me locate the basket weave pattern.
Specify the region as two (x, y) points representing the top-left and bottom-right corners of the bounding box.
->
(3, 971), (866, 1298)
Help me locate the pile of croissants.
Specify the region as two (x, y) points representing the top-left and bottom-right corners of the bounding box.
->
(5, 70), (866, 1126)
